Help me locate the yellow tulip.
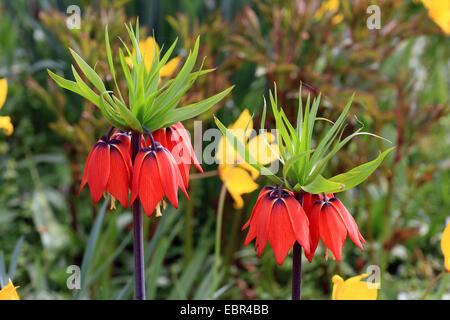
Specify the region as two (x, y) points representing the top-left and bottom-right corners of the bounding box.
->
(0, 279), (20, 300)
(332, 273), (379, 300)
(0, 116), (13, 136)
(216, 109), (279, 209)
(421, 0), (450, 35)
(0, 78), (7, 109)
(314, 0), (343, 24)
(441, 223), (450, 272)
(126, 36), (181, 78)
(0, 78), (13, 136)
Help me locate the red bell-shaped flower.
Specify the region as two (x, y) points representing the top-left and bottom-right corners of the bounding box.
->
(302, 192), (334, 213)
(152, 122), (203, 188)
(130, 142), (188, 217)
(242, 186), (310, 266)
(305, 196), (366, 262)
(79, 134), (132, 208)
(111, 130), (131, 156)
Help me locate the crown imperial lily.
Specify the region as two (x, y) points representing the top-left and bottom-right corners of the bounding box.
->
(215, 85), (392, 300)
(79, 130), (132, 208)
(306, 196), (366, 262)
(152, 122), (203, 188)
(48, 21), (232, 300)
(242, 186), (310, 265)
(130, 140), (188, 217)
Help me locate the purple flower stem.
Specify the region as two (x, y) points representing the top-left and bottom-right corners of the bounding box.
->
(292, 192), (304, 300)
(131, 131), (146, 300)
(292, 243), (303, 300)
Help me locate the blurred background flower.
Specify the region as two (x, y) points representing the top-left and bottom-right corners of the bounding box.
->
(0, 78), (13, 135)
(332, 273), (378, 300)
(0, 280), (20, 300)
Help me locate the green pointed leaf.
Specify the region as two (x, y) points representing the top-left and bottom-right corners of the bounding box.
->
(112, 95), (142, 132)
(328, 147), (394, 192)
(302, 174), (345, 194)
(69, 49), (107, 96)
(282, 150), (314, 189)
(148, 86), (233, 130)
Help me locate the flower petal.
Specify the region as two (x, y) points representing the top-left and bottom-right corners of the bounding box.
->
(305, 201), (322, 262)
(441, 222), (450, 272)
(216, 109), (253, 164)
(154, 148), (180, 209)
(247, 132), (279, 165)
(79, 144), (97, 195)
(333, 273), (378, 300)
(268, 199), (298, 265)
(106, 146), (130, 208)
(130, 149), (151, 205)
(0, 78), (7, 109)
(219, 164), (259, 209)
(0, 279), (20, 300)
(87, 143), (110, 203)
(242, 186), (274, 231)
(138, 152), (164, 216)
(160, 56), (181, 78)
(283, 196), (310, 255)
(141, 36), (160, 71)
(0, 116), (13, 135)
(319, 202), (347, 261)
(331, 275), (344, 300)
(255, 196), (276, 258)
(329, 198), (364, 252)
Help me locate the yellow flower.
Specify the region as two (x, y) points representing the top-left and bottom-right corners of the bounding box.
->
(421, 0), (450, 35)
(0, 279), (20, 300)
(0, 116), (13, 136)
(315, 0), (343, 24)
(0, 78), (7, 108)
(216, 109), (279, 209)
(441, 222), (450, 272)
(332, 273), (379, 300)
(126, 36), (181, 78)
(0, 78), (13, 136)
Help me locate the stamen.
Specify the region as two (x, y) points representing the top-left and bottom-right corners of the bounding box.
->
(110, 196), (117, 210)
(155, 201), (163, 217)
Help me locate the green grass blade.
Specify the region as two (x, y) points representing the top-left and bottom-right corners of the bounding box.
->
(7, 236), (24, 280)
(75, 195), (109, 299)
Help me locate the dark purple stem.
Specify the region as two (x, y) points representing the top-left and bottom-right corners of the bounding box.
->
(142, 126), (156, 149)
(292, 243), (303, 300)
(131, 131), (146, 300)
(292, 192), (304, 300)
(106, 126), (115, 140)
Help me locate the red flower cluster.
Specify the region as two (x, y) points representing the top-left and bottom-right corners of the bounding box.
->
(242, 187), (366, 265)
(303, 193), (366, 262)
(242, 186), (310, 265)
(79, 131), (132, 207)
(152, 122), (203, 188)
(79, 123), (201, 217)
